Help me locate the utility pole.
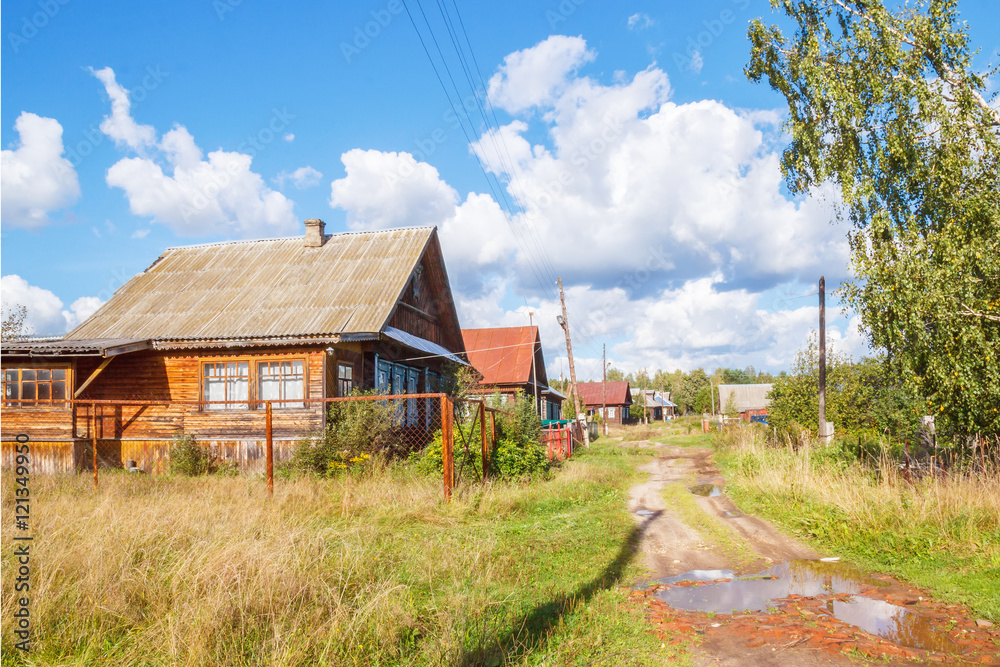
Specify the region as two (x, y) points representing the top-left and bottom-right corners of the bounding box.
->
(818, 276), (831, 442)
(642, 368), (648, 425)
(529, 311), (540, 420)
(557, 278), (588, 447)
(602, 344), (608, 436)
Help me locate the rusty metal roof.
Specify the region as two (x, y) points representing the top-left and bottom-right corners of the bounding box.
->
(577, 381), (633, 407)
(68, 227), (438, 341)
(461, 326), (544, 386)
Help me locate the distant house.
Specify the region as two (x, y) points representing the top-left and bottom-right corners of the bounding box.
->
(630, 389), (676, 420)
(460, 326), (559, 417)
(717, 383), (773, 422)
(1, 221), (466, 473)
(577, 381), (633, 425)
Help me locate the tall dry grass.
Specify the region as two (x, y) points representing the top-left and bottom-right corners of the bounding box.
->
(1, 451), (660, 666)
(714, 424), (1000, 619)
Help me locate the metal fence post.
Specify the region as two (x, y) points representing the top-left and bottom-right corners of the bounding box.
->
(91, 403), (98, 491)
(479, 402), (488, 482)
(266, 401), (273, 498)
(441, 396), (454, 501)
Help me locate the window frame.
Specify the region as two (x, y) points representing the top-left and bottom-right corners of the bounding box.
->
(2, 364), (73, 409)
(199, 356), (309, 411)
(257, 358), (306, 409)
(337, 362), (355, 397)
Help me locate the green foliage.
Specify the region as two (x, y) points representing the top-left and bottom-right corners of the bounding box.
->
(722, 392), (739, 417)
(673, 368), (710, 415)
(747, 0), (1000, 441)
(693, 386), (713, 414)
(292, 389), (395, 476)
(168, 434), (209, 476)
(768, 334), (923, 438)
(1, 304), (28, 341)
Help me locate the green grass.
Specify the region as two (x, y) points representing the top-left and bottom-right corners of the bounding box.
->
(713, 426), (1000, 621)
(1, 442), (691, 666)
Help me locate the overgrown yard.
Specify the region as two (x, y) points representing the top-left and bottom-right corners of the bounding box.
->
(1, 443), (689, 667)
(714, 425), (1000, 622)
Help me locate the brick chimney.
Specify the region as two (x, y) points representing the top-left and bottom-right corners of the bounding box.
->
(304, 218), (326, 247)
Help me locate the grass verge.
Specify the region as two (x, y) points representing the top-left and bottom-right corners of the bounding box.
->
(1, 442), (691, 666)
(713, 425), (1000, 621)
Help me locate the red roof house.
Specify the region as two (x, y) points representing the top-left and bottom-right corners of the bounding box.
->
(576, 381), (633, 424)
(461, 326), (562, 418)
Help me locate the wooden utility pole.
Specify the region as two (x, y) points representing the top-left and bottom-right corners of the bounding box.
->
(266, 401), (274, 497)
(602, 344), (608, 436)
(818, 276), (828, 441)
(642, 369), (648, 425)
(557, 278), (588, 447)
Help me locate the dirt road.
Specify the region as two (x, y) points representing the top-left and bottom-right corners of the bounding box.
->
(624, 440), (1000, 666)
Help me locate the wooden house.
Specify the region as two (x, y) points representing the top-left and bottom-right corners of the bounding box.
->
(717, 383), (773, 422)
(1, 221), (466, 473)
(577, 381), (633, 425)
(460, 326), (556, 417)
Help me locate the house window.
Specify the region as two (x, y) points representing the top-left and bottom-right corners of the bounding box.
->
(202, 361), (249, 410)
(608, 407), (616, 419)
(259, 360), (304, 408)
(3, 367), (69, 407)
(337, 363), (354, 397)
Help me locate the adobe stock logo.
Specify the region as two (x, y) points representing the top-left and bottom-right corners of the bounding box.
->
(340, 0), (405, 63)
(672, 0), (751, 73)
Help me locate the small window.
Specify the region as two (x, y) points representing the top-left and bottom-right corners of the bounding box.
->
(337, 363), (354, 397)
(202, 361), (249, 410)
(259, 360), (305, 408)
(608, 407), (616, 419)
(3, 367), (69, 407)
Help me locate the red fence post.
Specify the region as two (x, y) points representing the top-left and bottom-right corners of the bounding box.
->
(91, 403), (98, 491)
(266, 401), (274, 498)
(479, 402), (488, 482)
(441, 396), (454, 501)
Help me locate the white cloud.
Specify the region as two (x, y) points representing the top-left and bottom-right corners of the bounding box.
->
(131, 228), (151, 239)
(1, 275), (103, 336)
(329, 37), (856, 373)
(274, 165), (323, 190)
(488, 35), (597, 114)
(627, 13), (653, 30)
(688, 49), (704, 74)
(283, 133), (295, 142)
(0, 112), (81, 228)
(90, 66), (157, 150)
(93, 67), (298, 238)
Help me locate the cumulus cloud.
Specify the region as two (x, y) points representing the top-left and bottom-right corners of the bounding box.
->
(329, 36), (856, 373)
(1, 112), (81, 228)
(274, 165), (323, 190)
(488, 35), (596, 114)
(1, 275), (103, 336)
(93, 67), (297, 238)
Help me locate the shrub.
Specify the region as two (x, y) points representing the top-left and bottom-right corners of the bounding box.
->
(168, 434), (209, 476)
(292, 389), (395, 476)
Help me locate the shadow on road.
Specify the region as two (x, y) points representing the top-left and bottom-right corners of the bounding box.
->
(459, 510), (662, 666)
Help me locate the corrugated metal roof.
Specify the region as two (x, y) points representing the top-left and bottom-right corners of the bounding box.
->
(461, 326), (541, 385)
(383, 326), (467, 365)
(1, 337), (150, 357)
(577, 381), (632, 406)
(68, 227), (436, 341)
(718, 384), (774, 411)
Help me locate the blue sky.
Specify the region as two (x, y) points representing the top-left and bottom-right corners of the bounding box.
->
(3, 0), (998, 381)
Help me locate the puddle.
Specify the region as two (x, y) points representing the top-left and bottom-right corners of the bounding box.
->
(689, 482), (723, 497)
(635, 509), (655, 517)
(655, 560), (963, 654)
(722, 510), (742, 518)
(828, 597), (967, 654)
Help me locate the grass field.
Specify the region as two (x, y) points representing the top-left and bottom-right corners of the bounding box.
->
(1, 442), (690, 667)
(713, 424), (1000, 621)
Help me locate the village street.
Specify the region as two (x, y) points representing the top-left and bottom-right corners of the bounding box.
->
(616, 432), (1000, 666)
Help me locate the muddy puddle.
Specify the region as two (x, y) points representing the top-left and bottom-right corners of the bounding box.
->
(654, 559), (967, 654)
(688, 482), (723, 497)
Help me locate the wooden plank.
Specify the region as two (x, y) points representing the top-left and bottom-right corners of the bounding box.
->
(74, 357), (114, 398)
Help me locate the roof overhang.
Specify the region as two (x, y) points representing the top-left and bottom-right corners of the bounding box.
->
(382, 326), (467, 365)
(1, 338), (151, 359)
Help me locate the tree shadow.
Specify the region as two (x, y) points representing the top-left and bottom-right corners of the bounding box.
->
(458, 510), (662, 666)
